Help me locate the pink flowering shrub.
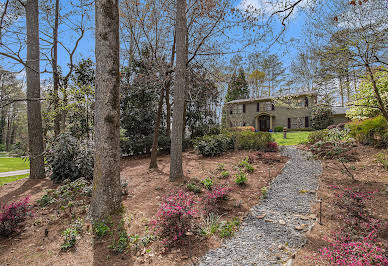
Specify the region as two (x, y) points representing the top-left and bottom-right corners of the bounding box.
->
(201, 185), (231, 214)
(0, 196), (32, 236)
(314, 187), (388, 265)
(151, 190), (198, 247)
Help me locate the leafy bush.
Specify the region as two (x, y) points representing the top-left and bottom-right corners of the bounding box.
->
(234, 130), (273, 151)
(0, 196), (32, 236)
(45, 132), (94, 183)
(235, 171), (247, 185)
(186, 183), (202, 194)
(220, 170), (230, 179)
(310, 141), (358, 161)
(347, 116), (388, 147)
(151, 190), (198, 247)
(274, 126), (284, 132)
(194, 134), (234, 157)
(266, 142), (279, 152)
(0, 144), (5, 152)
(61, 218), (83, 250)
(201, 177), (213, 190)
(218, 218), (240, 238)
(308, 130), (329, 145)
(311, 105), (333, 130)
(201, 185), (231, 214)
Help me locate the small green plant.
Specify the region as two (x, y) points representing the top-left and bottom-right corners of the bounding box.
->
(61, 218), (83, 250)
(234, 171), (247, 185)
(219, 218), (240, 238)
(201, 177), (213, 190)
(238, 158), (254, 173)
(109, 231), (129, 253)
(187, 183), (202, 194)
(93, 221), (110, 239)
(220, 170), (230, 179)
(37, 194), (56, 207)
(261, 186), (268, 199)
(216, 163), (225, 171)
(376, 150), (388, 170)
(200, 213), (221, 236)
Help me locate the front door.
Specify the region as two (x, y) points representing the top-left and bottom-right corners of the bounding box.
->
(258, 115), (270, 132)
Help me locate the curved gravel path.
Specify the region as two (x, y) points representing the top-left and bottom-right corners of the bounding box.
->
(198, 146), (322, 265)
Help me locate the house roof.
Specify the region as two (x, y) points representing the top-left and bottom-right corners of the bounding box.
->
(332, 107), (348, 115)
(224, 91), (318, 105)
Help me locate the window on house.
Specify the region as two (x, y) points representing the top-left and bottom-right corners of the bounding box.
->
(230, 121), (233, 127)
(243, 104), (246, 113)
(257, 102), (260, 112)
(305, 97), (309, 107)
(272, 103), (275, 110)
(230, 109), (233, 114)
(243, 122), (246, 126)
(305, 116), (309, 128)
(288, 118), (291, 129)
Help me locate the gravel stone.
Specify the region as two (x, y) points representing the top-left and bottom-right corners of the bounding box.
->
(197, 146), (322, 266)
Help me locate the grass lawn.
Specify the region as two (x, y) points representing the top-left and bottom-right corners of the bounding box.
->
(0, 174), (29, 186)
(0, 157), (30, 172)
(272, 131), (312, 146)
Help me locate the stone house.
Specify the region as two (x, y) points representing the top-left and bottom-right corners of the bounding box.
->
(224, 92), (322, 131)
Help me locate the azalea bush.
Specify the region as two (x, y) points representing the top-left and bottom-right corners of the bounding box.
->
(0, 196), (32, 236)
(201, 185), (231, 214)
(314, 186), (388, 265)
(151, 190), (198, 247)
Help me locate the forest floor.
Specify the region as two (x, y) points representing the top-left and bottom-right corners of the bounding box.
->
(0, 149), (287, 266)
(293, 145), (388, 265)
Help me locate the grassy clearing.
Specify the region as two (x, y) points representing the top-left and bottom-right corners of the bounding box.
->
(0, 157), (30, 172)
(0, 174), (29, 186)
(272, 131), (312, 146)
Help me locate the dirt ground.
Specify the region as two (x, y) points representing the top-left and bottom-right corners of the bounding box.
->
(0, 150), (286, 266)
(293, 145), (388, 265)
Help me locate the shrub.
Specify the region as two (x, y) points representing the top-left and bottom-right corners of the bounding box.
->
(201, 185), (231, 214)
(0, 144), (5, 152)
(347, 116), (388, 147)
(235, 171), (247, 185)
(194, 134), (234, 157)
(311, 105), (333, 130)
(274, 126), (284, 132)
(0, 196), (32, 236)
(238, 159), (254, 173)
(220, 170), (230, 179)
(201, 178), (213, 190)
(266, 142), (279, 152)
(218, 218), (240, 238)
(234, 130), (274, 151)
(308, 130), (329, 145)
(45, 132), (94, 183)
(186, 183), (202, 194)
(61, 218), (83, 250)
(151, 190), (198, 247)
(310, 141), (358, 161)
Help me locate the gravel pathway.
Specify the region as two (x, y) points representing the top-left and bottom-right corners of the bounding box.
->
(198, 146), (322, 266)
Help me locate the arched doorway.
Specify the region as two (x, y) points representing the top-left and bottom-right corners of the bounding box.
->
(255, 113), (273, 132)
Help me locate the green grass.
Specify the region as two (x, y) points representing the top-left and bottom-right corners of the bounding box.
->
(0, 157), (30, 172)
(0, 174), (29, 186)
(272, 131), (312, 146)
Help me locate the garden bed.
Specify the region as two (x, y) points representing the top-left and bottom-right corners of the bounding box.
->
(293, 145), (388, 265)
(0, 150), (287, 265)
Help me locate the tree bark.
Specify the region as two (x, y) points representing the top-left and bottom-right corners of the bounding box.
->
(169, 0), (186, 181)
(52, 0), (60, 138)
(366, 65), (388, 123)
(25, 0), (45, 179)
(149, 84), (166, 169)
(165, 32), (176, 139)
(90, 0), (121, 221)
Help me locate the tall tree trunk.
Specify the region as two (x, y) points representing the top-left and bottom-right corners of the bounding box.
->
(339, 76), (344, 107)
(366, 65), (388, 123)
(5, 112), (10, 151)
(165, 32), (176, 139)
(90, 0), (121, 221)
(149, 84), (166, 169)
(169, 0), (186, 181)
(60, 81), (68, 131)
(25, 0), (45, 179)
(52, 0), (60, 137)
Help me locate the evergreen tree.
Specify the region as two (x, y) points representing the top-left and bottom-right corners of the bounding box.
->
(225, 68), (249, 102)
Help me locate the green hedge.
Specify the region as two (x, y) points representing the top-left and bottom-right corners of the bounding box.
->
(347, 116), (388, 147)
(234, 131), (274, 151)
(194, 134), (234, 157)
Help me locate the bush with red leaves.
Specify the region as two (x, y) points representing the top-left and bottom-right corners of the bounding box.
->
(0, 196), (32, 236)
